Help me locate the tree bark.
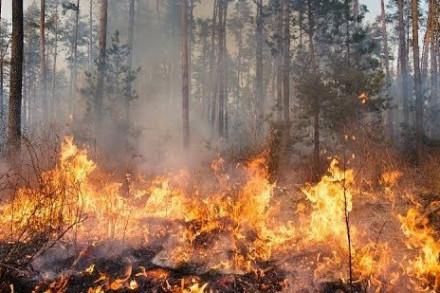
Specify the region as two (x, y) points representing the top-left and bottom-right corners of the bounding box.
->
(276, 0), (282, 121)
(89, 0), (93, 70)
(380, 0), (393, 138)
(127, 0), (135, 131)
(282, 0), (290, 123)
(217, 0), (227, 139)
(209, 0), (218, 127)
(40, 0), (47, 119)
(51, 0), (59, 118)
(255, 0), (264, 139)
(398, 0), (409, 130)
(430, 0), (438, 109)
(8, 0), (24, 154)
(412, 0), (423, 159)
(95, 0), (107, 132)
(181, 0), (190, 149)
(308, 0), (319, 175)
(69, 0), (80, 110)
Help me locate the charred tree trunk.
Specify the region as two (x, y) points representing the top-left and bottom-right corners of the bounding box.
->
(95, 0), (107, 133)
(398, 0), (409, 131)
(380, 0), (393, 138)
(181, 0), (190, 149)
(412, 0), (423, 159)
(40, 0), (47, 120)
(8, 0), (24, 154)
(255, 0), (264, 139)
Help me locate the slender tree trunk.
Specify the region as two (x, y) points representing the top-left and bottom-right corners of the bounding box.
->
(0, 0), (3, 124)
(51, 0), (59, 118)
(223, 4), (228, 138)
(398, 0), (409, 130)
(181, 0), (190, 149)
(89, 0), (93, 70)
(95, 0), (107, 133)
(217, 0), (227, 139)
(255, 0), (264, 139)
(209, 0), (218, 127)
(380, 0), (393, 139)
(40, 0), (47, 120)
(69, 0), (80, 110)
(127, 0), (135, 132)
(412, 0), (423, 159)
(308, 0), (319, 174)
(8, 0), (24, 154)
(430, 0), (438, 110)
(353, 0), (359, 26)
(282, 0), (290, 123)
(276, 1), (283, 121)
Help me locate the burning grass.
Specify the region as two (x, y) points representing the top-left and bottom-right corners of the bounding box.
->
(1, 137), (440, 292)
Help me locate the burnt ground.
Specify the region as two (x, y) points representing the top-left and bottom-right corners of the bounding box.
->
(0, 240), (365, 293)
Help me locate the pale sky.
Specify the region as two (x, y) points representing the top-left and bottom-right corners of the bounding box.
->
(2, 0), (381, 22)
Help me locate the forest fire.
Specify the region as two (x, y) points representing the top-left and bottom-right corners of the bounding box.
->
(0, 137), (438, 292)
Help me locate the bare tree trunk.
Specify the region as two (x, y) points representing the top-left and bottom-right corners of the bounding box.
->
(51, 0), (59, 118)
(308, 0), (319, 174)
(181, 0), (190, 149)
(430, 0), (438, 109)
(95, 0), (107, 132)
(40, 0), (47, 120)
(282, 0), (290, 123)
(89, 0), (93, 70)
(412, 0), (423, 159)
(380, 0), (393, 138)
(69, 0), (80, 111)
(8, 0), (24, 154)
(398, 0), (409, 130)
(210, 0), (218, 128)
(255, 0), (264, 139)
(276, 1), (282, 121)
(217, 0), (227, 138)
(0, 0), (3, 123)
(127, 0), (135, 132)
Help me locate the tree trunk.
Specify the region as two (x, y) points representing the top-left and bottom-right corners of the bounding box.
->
(430, 0), (438, 110)
(255, 0), (264, 139)
(89, 0), (93, 70)
(412, 0), (423, 159)
(40, 0), (47, 120)
(209, 0), (218, 127)
(217, 0), (227, 139)
(0, 0), (3, 122)
(8, 0), (24, 154)
(308, 0), (319, 175)
(95, 0), (107, 132)
(282, 0), (290, 123)
(69, 0), (80, 110)
(51, 0), (59, 118)
(127, 0), (135, 132)
(380, 0), (393, 138)
(276, 1), (282, 121)
(398, 0), (409, 130)
(181, 0), (190, 149)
